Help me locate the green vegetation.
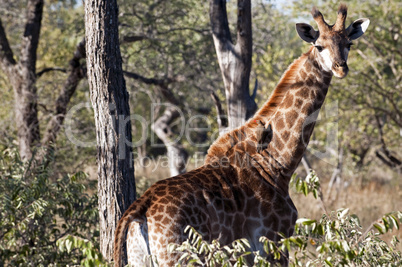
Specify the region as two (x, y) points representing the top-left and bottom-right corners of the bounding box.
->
(0, 148), (105, 266)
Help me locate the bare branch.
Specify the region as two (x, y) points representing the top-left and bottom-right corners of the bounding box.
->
(236, 0), (252, 59)
(367, 105), (402, 128)
(41, 38), (86, 146)
(157, 27), (210, 36)
(151, 105), (188, 176)
(210, 90), (228, 129)
(374, 114), (402, 170)
(36, 67), (67, 78)
(20, 0), (44, 73)
(356, 49), (382, 80)
(0, 18), (16, 71)
(120, 35), (148, 44)
(123, 70), (177, 86)
(251, 78), (258, 100)
(209, 0), (233, 52)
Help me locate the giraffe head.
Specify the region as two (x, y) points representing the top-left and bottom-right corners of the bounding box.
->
(295, 4), (370, 78)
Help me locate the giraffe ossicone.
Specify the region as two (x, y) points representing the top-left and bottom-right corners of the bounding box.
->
(114, 5), (369, 266)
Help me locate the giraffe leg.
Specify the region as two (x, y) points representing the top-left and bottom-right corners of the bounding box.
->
(126, 221), (154, 266)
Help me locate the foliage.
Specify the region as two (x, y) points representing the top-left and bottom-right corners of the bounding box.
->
(0, 148), (105, 266)
(290, 171), (322, 199)
(57, 235), (106, 267)
(168, 226), (252, 266)
(292, 210), (402, 266)
(170, 172), (402, 266)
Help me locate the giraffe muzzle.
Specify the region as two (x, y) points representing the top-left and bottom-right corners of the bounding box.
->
(332, 61), (349, 78)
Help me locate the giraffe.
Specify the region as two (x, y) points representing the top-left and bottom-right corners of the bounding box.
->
(114, 5), (369, 266)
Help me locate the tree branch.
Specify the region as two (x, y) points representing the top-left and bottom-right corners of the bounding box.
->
(41, 38), (86, 146)
(374, 114), (401, 170)
(123, 71), (185, 105)
(210, 90), (228, 130)
(356, 49), (382, 80)
(123, 70), (178, 86)
(20, 0), (44, 74)
(236, 0), (252, 59)
(367, 105), (402, 128)
(0, 18), (16, 71)
(251, 78), (258, 100)
(157, 27), (210, 36)
(209, 0), (233, 53)
(120, 35), (149, 44)
(151, 105), (188, 176)
(36, 67), (67, 78)
(301, 154), (312, 174)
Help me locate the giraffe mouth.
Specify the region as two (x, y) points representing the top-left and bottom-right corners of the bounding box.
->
(332, 66), (349, 79)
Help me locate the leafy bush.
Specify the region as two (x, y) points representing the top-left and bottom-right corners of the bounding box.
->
(168, 226), (253, 266)
(0, 148), (105, 266)
(170, 172), (402, 266)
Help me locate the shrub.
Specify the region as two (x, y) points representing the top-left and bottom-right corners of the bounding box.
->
(0, 148), (105, 266)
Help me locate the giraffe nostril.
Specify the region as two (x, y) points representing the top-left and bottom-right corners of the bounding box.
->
(334, 61), (347, 69)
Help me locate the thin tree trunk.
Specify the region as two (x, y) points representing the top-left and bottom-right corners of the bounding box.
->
(209, 0), (257, 130)
(326, 147), (344, 204)
(41, 38), (86, 147)
(85, 0), (136, 261)
(0, 0), (43, 160)
(151, 105), (188, 176)
(210, 90), (228, 134)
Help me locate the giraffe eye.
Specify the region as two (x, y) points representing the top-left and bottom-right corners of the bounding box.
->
(315, 45), (324, 52)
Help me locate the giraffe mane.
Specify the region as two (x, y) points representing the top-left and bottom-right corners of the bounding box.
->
(254, 47), (312, 119)
(205, 47), (312, 163)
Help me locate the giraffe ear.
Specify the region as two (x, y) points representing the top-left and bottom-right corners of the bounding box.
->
(296, 23), (319, 43)
(346, 18), (370, 40)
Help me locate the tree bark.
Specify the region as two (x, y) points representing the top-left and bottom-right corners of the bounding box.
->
(209, 0), (257, 130)
(151, 104), (188, 176)
(0, 0), (43, 160)
(84, 0), (137, 261)
(210, 90), (228, 133)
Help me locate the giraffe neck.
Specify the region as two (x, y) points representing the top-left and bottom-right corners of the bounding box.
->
(254, 47), (332, 177)
(205, 47), (332, 192)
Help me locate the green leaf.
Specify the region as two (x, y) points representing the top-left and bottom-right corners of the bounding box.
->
(297, 218), (316, 225)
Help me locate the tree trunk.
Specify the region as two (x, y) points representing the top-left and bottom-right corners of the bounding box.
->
(84, 0), (137, 261)
(0, 0), (43, 160)
(1, 0), (84, 162)
(151, 105), (188, 176)
(209, 0), (257, 130)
